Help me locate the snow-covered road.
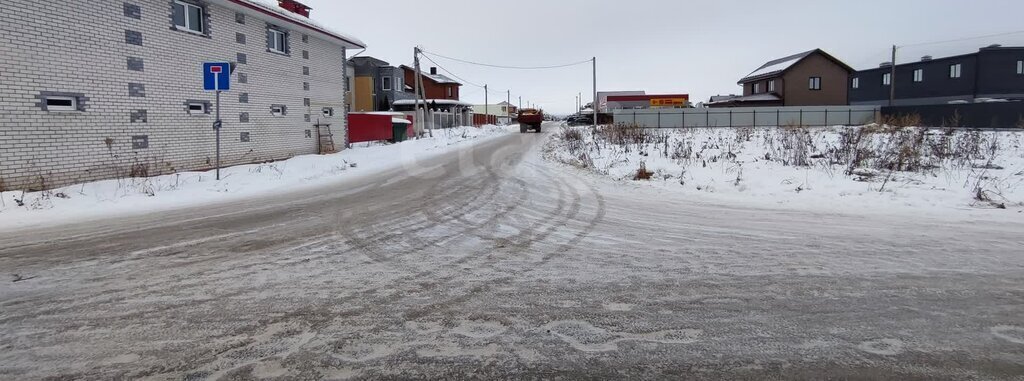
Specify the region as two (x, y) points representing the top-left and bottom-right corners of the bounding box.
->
(2, 124), (1024, 379)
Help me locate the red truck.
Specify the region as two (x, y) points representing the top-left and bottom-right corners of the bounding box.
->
(517, 108), (543, 133)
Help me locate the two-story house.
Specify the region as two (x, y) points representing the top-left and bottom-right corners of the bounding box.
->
(349, 56), (416, 112)
(849, 45), (1024, 106)
(401, 66), (462, 101)
(0, 0), (365, 190)
(712, 49), (853, 108)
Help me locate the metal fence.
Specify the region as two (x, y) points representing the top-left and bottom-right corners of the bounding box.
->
(883, 102), (1024, 129)
(613, 106), (880, 128)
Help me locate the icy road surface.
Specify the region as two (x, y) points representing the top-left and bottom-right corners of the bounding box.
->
(2, 124), (1024, 380)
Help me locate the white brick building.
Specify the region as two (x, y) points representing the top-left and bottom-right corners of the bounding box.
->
(0, 0), (365, 191)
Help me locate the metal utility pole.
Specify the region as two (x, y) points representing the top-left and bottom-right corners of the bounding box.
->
(889, 45), (897, 107)
(518, 96), (521, 111)
(592, 57), (598, 129)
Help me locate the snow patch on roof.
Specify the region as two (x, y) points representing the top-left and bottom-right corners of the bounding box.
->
(743, 57), (801, 80)
(238, 0), (365, 48)
(393, 99), (474, 107)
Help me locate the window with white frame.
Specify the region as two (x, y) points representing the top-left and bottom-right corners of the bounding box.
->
(186, 101), (207, 115)
(883, 73), (891, 85)
(172, 0), (205, 34)
(270, 105), (286, 116)
(809, 77), (821, 90)
(913, 69), (924, 82)
(267, 28), (287, 54)
(852, 77), (860, 89)
(322, 107), (334, 117)
(446, 87), (452, 97)
(45, 96), (78, 111)
(753, 83), (761, 93)
(768, 80), (775, 93)
(1017, 60), (1023, 74)
(382, 77), (392, 91)
(949, 63), (962, 78)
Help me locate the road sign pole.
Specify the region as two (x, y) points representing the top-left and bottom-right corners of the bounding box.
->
(203, 62), (230, 181)
(215, 89), (221, 180)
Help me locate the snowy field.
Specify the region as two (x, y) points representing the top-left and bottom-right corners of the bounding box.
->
(0, 125), (514, 232)
(545, 124), (1024, 217)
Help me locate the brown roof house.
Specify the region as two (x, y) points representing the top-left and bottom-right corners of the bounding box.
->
(710, 49), (853, 107)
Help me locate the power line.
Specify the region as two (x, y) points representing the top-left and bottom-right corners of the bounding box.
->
(899, 29), (1024, 48)
(418, 52), (486, 88)
(421, 49), (593, 70)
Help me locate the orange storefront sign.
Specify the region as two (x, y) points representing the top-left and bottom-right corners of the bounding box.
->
(649, 97), (688, 107)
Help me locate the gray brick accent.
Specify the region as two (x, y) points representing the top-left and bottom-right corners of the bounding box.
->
(128, 83), (146, 97)
(130, 109), (148, 123)
(127, 56), (144, 71)
(235, 12), (245, 24)
(236, 32), (246, 44)
(240, 132), (250, 142)
(302, 66), (309, 75)
(239, 112), (249, 123)
(132, 135), (149, 149)
(124, 3), (142, 19)
(238, 72), (247, 83)
(34, 91), (89, 111)
(237, 53), (247, 64)
(183, 99), (211, 114)
(238, 93), (248, 103)
(302, 50), (309, 59)
(125, 30), (143, 45)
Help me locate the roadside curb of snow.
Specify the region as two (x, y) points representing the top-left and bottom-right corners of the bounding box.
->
(540, 124), (1024, 221)
(0, 125), (516, 232)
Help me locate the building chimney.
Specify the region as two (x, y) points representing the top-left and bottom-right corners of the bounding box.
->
(921, 55), (933, 62)
(430, 67), (437, 75)
(879, 62), (892, 68)
(277, 0), (311, 17)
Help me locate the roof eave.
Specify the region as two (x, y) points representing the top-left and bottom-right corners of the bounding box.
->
(221, 0), (366, 49)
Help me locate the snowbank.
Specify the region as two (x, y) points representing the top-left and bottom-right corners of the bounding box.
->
(544, 124), (1024, 216)
(0, 125), (514, 231)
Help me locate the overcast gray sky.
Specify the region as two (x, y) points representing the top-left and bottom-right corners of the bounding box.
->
(304, 0), (1024, 114)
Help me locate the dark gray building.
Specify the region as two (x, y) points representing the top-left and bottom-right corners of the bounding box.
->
(349, 56), (415, 112)
(849, 45), (1024, 106)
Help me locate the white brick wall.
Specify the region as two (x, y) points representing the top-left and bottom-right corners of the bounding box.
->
(0, 0), (353, 190)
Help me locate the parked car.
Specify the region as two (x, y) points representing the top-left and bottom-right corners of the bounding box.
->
(566, 115), (593, 126)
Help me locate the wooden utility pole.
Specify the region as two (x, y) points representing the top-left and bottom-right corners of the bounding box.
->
(484, 84), (488, 126)
(889, 45), (897, 107)
(592, 57), (598, 129)
(413, 47), (432, 137)
(413, 47), (423, 137)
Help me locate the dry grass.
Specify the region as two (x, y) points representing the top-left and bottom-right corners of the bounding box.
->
(878, 113), (923, 128)
(633, 161), (654, 180)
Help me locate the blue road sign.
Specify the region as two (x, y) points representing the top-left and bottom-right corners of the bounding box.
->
(203, 62), (231, 91)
